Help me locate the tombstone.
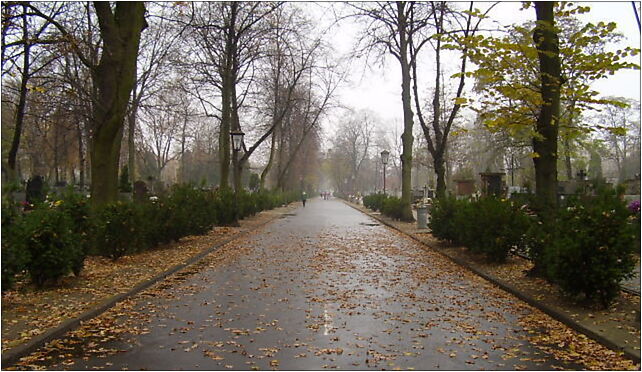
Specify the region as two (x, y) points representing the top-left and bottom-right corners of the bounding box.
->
(133, 180), (148, 202)
(479, 172), (505, 197)
(454, 179), (475, 197)
(11, 190), (26, 204)
(412, 189), (424, 203)
(557, 180), (578, 195)
(623, 175), (641, 195)
(26, 175), (45, 204)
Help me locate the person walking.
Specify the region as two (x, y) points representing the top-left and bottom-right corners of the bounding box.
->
(302, 191), (307, 207)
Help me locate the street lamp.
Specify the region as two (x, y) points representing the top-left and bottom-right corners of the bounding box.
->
(230, 130), (244, 225)
(230, 130), (245, 152)
(381, 150), (390, 195)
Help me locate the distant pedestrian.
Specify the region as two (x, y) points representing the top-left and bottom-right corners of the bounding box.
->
(302, 191), (307, 207)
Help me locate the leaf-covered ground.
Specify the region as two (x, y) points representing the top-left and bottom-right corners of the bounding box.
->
(6, 199), (638, 370)
(1, 204), (296, 354)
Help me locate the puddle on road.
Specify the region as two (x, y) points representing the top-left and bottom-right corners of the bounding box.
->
(358, 222), (380, 226)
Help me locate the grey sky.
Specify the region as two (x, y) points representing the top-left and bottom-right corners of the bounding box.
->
(307, 2), (641, 135)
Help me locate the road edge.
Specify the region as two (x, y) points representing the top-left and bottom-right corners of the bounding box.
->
(343, 200), (641, 364)
(1, 206), (293, 368)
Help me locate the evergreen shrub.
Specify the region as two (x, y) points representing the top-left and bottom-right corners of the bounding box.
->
(21, 206), (82, 287)
(1, 198), (29, 291)
(92, 202), (142, 260)
(56, 188), (91, 275)
(461, 197), (529, 262)
(382, 197), (405, 220)
(544, 187), (638, 307)
(429, 196), (464, 243)
(363, 193), (388, 212)
(431, 196), (529, 262)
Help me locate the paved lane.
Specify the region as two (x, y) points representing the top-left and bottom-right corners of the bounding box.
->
(22, 198), (583, 370)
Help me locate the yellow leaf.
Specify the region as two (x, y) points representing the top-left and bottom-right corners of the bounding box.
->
(453, 97), (468, 105)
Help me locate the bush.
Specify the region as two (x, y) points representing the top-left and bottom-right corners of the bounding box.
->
(544, 188), (638, 307)
(429, 196), (464, 243)
(430, 196), (529, 262)
(460, 197), (529, 263)
(164, 184), (215, 239)
(1, 198), (30, 291)
(20, 206), (82, 287)
(238, 190), (259, 218)
(137, 199), (172, 248)
(213, 188), (237, 225)
(56, 189), (91, 275)
(363, 193), (388, 212)
(92, 202), (142, 260)
(522, 214), (551, 275)
(3, 184), (300, 289)
(382, 197), (405, 220)
(119, 165), (132, 192)
(254, 189), (279, 211)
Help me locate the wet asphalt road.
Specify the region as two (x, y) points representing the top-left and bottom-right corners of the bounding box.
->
(29, 198), (583, 370)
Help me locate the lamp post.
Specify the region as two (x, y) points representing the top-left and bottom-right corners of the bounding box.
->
(230, 130), (244, 224)
(380, 150), (390, 195)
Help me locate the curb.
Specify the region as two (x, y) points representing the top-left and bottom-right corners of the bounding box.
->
(1, 208), (290, 368)
(344, 201), (641, 364)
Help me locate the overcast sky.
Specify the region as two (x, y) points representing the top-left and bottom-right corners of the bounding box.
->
(304, 2), (641, 136)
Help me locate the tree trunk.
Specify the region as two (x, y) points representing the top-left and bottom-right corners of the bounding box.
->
(276, 119), (287, 191)
(90, 2), (146, 206)
(219, 75), (232, 189)
(128, 92), (138, 184)
(397, 1), (414, 221)
(564, 135), (572, 180)
(231, 81), (242, 193)
(54, 127), (60, 184)
(563, 100), (576, 180)
(7, 6), (30, 184)
(260, 132), (277, 190)
(77, 121), (85, 188)
(431, 8), (445, 199)
(532, 2), (561, 212)
(218, 3), (238, 190)
(434, 153), (447, 199)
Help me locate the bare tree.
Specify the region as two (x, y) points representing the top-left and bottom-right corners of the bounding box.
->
(26, 2), (148, 206)
(2, 2), (66, 183)
(596, 97), (641, 182)
(186, 2), (280, 190)
(412, 2), (495, 198)
(350, 2), (432, 221)
(125, 2), (188, 184)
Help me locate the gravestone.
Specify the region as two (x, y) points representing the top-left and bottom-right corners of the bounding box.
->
(558, 180), (578, 195)
(133, 180), (148, 202)
(412, 189), (424, 203)
(623, 175), (641, 195)
(26, 175), (45, 204)
(455, 179), (475, 196)
(479, 172), (505, 197)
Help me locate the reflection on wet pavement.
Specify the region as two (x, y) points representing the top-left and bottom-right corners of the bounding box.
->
(18, 199), (598, 370)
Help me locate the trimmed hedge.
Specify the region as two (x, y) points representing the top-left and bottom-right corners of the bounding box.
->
(430, 196), (529, 262)
(92, 202), (143, 260)
(544, 188), (638, 307)
(363, 193), (388, 212)
(1, 198), (30, 291)
(382, 197), (405, 221)
(1, 186), (299, 290)
(429, 196), (466, 244)
(429, 189), (639, 307)
(21, 206), (83, 287)
(363, 193), (408, 221)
